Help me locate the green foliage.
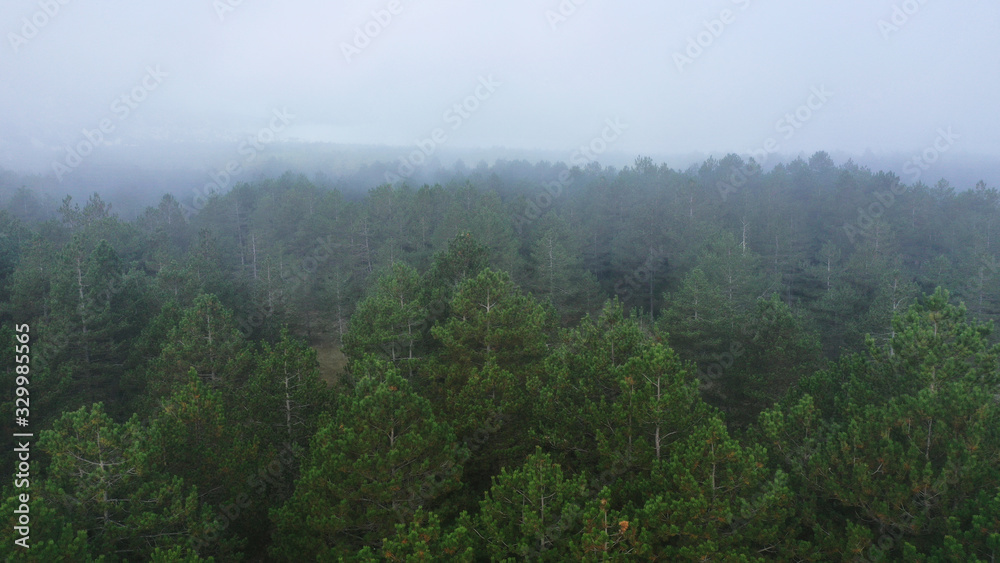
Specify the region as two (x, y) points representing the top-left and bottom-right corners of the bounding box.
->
(426, 267), (552, 491)
(429, 267), (550, 375)
(248, 327), (330, 450)
(4, 158), (1000, 560)
(638, 415), (792, 560)
(342, 262), (429, 376)
(356, 508), (475, 562)
(149, 546), (215, 562)
(144, 373), (261, 509)
(0, 489), (96, 562)
(526, 220), (602, 322)
(586, 342), (712, 507)
(32, 236), (151, 418)
(727, 294), (824, 424)
(146, 294), (254, 403)
(270, 368), (466, 559)
(423, 231), (490, 309)
(569, 490), (642, 561)
(760, 289), (1000, 560)
(532, 299), (650, 471)
(465, 448), (590, 561)
(37, 403), (231, 560)
(660, 267), (732, 366)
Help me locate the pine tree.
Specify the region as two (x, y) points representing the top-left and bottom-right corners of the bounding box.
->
(247, 328), (330, 451)
(531, 299), (649, 472)
(356, 508), (475, 562)
(37, 403), (230, 560)
(270, 368), (466, 559)
(145, 373), (261, 508)
(569, 490), (642, 561)
(638, 416), (793, 560)
(659, 267), (731, 385)
(144, 372), (267, 555)
(422, 231), (490, 311)
(37, 237), (148, 417)
(586, 342), (712, 507)
(526, 222), (601, 322)
(146, 294), (254, 404)
(426, 268), (551, 489)
(727, 294), (824, 426)
(429, 268), (549, 376)
(342, 262), (429, 377)
(696, 230), (771, 320)
(761, 288), (1000, 560)
(464, 448), (589, 561)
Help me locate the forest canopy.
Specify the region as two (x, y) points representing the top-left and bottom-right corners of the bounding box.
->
(1, 153), (998, 561)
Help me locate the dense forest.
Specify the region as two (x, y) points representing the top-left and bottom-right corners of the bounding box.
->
(1, 152), (999, 561)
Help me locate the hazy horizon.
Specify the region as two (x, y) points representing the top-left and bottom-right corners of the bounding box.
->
(3, 0), (999, 182)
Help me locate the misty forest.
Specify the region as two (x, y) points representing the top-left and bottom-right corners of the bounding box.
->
(4, 0), (1000, 561)
(0, 153), (999, 561)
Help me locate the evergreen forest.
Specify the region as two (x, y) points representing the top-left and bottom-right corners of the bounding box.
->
(1, 152), (999, 561)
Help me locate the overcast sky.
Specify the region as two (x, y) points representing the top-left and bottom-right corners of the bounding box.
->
(2, 0), (999, 170)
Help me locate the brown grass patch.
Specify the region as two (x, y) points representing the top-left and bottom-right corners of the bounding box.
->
(311, 339), (349, 387)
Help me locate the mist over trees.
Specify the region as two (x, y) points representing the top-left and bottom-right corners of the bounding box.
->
(1, 153), (999, 560)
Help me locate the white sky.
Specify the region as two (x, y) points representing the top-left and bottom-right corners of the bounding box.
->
(2, 0), (998, 166)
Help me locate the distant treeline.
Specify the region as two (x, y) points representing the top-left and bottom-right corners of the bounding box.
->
(0, 152), (998, 560)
